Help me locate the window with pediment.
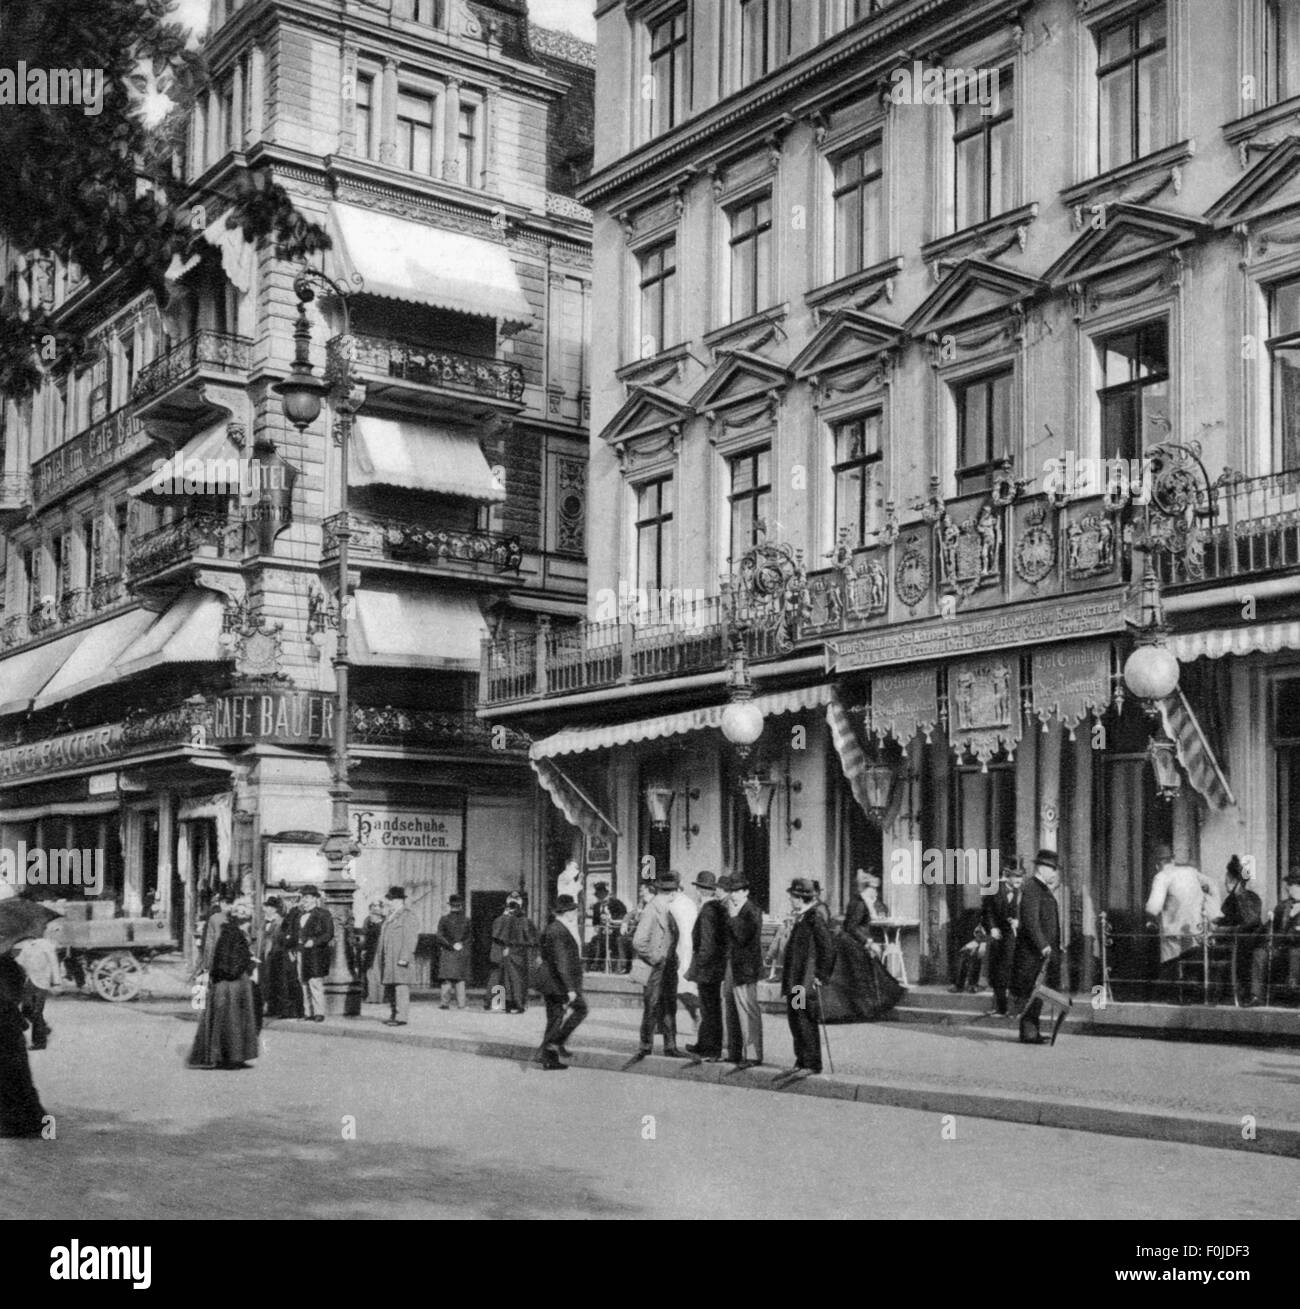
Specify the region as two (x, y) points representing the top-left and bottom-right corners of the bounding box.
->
(1096, 321), (1169, 465)
(953, 369), (1013, 497)
(831, 413), (883, 546)
(635, 475), (675, 594)
(728, 445), (772, 566)
(1268, 279), (1300, 470)
(638, 239), (678, 359)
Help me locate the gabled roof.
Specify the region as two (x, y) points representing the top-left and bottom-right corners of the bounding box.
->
(790, 310), (904, 380)
(689, 349), (790, 414)
(597, 384), (693, 448)
(1206, 136), (1300, 226)
(905, 258), (1045, 336)
(1043, 203), (1209, 287)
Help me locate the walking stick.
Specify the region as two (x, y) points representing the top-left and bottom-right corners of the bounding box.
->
(813, 978), (834, 1075)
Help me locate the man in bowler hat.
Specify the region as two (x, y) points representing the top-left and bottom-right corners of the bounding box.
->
(289, 887), (334, 1022)
(982, 857), (1024, 1016)
(684, 872), (727, 1060)
(632, 870), (685, 1057)
(434, 893), (471, 1010)
(537, 895), (587, 1070)
(782, 878), (835, 1074)
(377, 886), (421, 1026)
(722, 873), (765, 1068)
(1011, 850), (1062, 1044)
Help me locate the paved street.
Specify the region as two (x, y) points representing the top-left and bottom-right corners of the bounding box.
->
(6, 998), (1298, 1221)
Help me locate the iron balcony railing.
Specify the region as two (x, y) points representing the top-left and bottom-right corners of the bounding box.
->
(350, 704), (528, 752)
(1158, 466), (1300, 587)
(131, 330), (253, 405)
(0, 576), (129, 652)
(127, 513), (240, 580)
(338, 332), (526, 404)
(323, 511), (523, 575)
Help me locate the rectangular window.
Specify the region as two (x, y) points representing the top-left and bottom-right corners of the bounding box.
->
(457, 104), (478, 185)
(832, 139), (884, 278)
(1267, 0), (1300, 104)
(217, 75), (235, 157)
(54, 532), (71, 601)
(954, 369), (1014, 496)
(1097, 4), (1167, 172)
(81, 517), (95, 589)
(19, 546), (34, 613)
(953, 68), (1014, 230)
(1269, 281), (1300, 469)
(414, 0), (444, 23)
(635, 476), (674, 594)
(649, 7), (689, 136)
(114, 501), (130, 576)
(638, 240), (678, 359)
(728, 193), (773, 322)
(1097, 323), (1169, 465)
(356, 75), (375, 159)
(549, 276), (589, 400)
(728, 446), (772, 565)
(832, 414), (883, 546)
(397, 90), (437, 175)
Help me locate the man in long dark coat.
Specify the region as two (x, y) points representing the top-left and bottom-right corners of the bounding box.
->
(536, 895), (587, 1070)
(1011, 850), (1062, 1044)
(782, 879), (834, 1075)
(684, 872), (727, 1060)
(981, 858), (1024, 1016)
(722, 874), (764, 1067)
(434, 894), (471, 1010)
(0, 947), (46, 1137)
(489, 894), (537, 1013)
(377, 886), (421, 1027)
(288, 887), (334, 1022)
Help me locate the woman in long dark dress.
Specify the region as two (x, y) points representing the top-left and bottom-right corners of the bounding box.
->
(821, 872), (903, 1023)
(0, 950), (46, 1137)
(189, 901), (260, 1070)
(260, 898), (303, 1020)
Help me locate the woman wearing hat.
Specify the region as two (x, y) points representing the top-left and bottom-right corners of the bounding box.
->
(188, 899), (260, 1070)
(260, 897), (304, 1020)
(1213, 857), (1261, 1004)
(0, 938), (47, 1135)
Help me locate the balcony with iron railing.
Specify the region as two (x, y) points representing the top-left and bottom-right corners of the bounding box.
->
(350, 704), (528, 753)
(1157, 466), (1300, 589)
(126, 513), (243, 585)
(0, 575), (131, 653)
(333, 333), (527, 415)
(131, 330), (253, 422)
(323, 511), (523, 581)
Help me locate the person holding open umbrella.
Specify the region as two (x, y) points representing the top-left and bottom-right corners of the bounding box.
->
(0, 898), (59, 1137)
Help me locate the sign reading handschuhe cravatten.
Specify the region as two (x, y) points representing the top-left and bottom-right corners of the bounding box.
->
(351, 809), (464, 852)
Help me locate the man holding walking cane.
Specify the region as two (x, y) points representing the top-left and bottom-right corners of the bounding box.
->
(537, 895), (587, 1071)
(782, 879), (835, 1076)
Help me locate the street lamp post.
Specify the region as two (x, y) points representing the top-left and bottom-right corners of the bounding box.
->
(274, 269), (366, 1016)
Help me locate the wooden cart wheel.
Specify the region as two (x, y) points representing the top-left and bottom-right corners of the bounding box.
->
(91, 952), (143, 1002)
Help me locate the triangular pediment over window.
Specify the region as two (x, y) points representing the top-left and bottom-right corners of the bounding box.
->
(1207, 136), (1300, 227)
(689, 350), (790, 415)
(598, 384), (693, 451)
(905, 259), (1045, 336)
(790, 310), (904, 381)
(1044, 203), (1209, 288)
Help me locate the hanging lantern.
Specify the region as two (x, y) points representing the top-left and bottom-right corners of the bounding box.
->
(643, 781), (676, 829)
(1123, 640), (1180, 709)
(739, 773), (777, 824)
(1147, 735), (1181, 801)
(862, 760), (897, 823)
(721, 699), (765, 755)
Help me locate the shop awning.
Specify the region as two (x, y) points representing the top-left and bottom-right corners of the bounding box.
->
(128, 420), (245, 501)
(0, 628), (87, 717)
(328, 202), (533, 332)
(0, 799), (121, 823)
(352, 589), (488, 672)
(826, 690), (879, 820)
(531, 757), (621, 839)
(1159, 689), (1236, 810)
(351, 415), (505, 502)
(165, 215), (256, 293)
(32, 608), (157, 710)
(529, 684), (834, 760)
(114, 589), (228, 679)
(1171, 621), (1300, 661)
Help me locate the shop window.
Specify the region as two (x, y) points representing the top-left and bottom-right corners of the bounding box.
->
(1096, 3), (1168, 172)
(1096, 321), (1168, 465)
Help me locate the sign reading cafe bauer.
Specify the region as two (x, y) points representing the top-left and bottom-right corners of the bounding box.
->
(207, 691), (336, 744)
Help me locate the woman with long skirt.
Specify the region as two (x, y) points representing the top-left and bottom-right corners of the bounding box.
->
(260, 898), (303, 1020)
(0, 949), (46, 1137)
(189, 900), (260, 1070)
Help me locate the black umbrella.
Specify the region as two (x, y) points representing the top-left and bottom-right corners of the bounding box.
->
(0, 899), (63, 953)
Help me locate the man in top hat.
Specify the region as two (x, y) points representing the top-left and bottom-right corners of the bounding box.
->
(1145, 843), (1215, 995)
(684, 872), (727, 1060)
(434, 893), (471, 1010)
(289, 886), (334, 1022)
(722, 873), (765, 1068)
(489, 893), (537, 1014)
(1251, 866), (1300, 1002)
(782, 878), (835, 1074)
(982, 856), (1024, 1016)
(537, 895), (587, 1070)
(631, 870), (686, 1057)
(377, 886), (421, 1027)
(1011, 850), (1062, 1044)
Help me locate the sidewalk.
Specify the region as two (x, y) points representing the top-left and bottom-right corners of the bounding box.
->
(134, 986), (1300, 1159)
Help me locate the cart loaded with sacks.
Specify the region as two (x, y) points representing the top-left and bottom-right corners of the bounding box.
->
(45, 899), (177, 1002)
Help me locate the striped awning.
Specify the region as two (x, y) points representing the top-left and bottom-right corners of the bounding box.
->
(1159, 688), (1235, 810)
(529, 684), (834, 760)
(1171, 621), (1300, 661)
(530, 757), (621, 839)
(826, 689), (878, 819)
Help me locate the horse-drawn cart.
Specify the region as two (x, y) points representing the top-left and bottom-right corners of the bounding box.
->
(46, 902), (178, 1002)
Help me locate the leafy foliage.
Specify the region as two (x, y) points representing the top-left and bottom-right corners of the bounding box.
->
(0, 0), (329, 402)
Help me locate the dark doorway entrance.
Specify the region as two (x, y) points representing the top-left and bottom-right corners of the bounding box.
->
(470, 891), (510, 988)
